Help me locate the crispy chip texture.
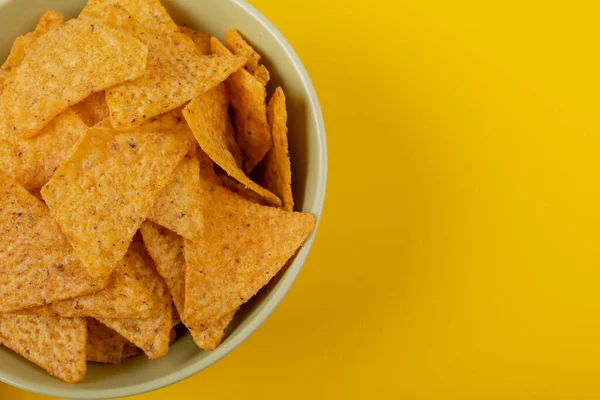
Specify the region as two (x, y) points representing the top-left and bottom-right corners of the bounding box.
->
(219, 174), (269, 206)
(29, 187), (43, 202)
(0, 18), (147, 139)
(183, 84), (281, 207)
(224, 28), (270, 85)
(17, 262), (156, 319)
(179, 26), (211, 54)
(1, 11), (65, 73)
(258, 87), (294, 211)
(86, 319), (127, 364)
(41, 126), (190, 277)
(122, 342), (143, 358)
(183, 173), (315, 330)
(98, 236), (173, 359)
(0, 109), (87, 190)
(0, 315), (87, 383)
(211, 37), (272, 173)
(71, 91), (110, 127)
(81, 0), (177, 32)
(83, 4), (246, 131)
(141, 221), (233, 350)
(0, 172), (109, 313)
(148, 155), (204, 240)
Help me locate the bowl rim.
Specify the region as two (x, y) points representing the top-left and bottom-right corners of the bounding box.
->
(0, 0), (328, 398)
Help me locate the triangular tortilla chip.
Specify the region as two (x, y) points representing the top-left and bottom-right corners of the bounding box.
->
(41, 126), (190, 277)
(182, 169), (316, 329)
(183, 84), (281, 207)
(0, 172), (109, 313)
(81, 0), (178, 33)
(179, 26), (211, 55)
(224, 29), (270, 86)
(86, 318), (127, 364)
(82, 4), (245, 131)
(71, 91), (109, 127)
(98, 236), (173, 359)
(257, 87), (294, 211)
(0, 315), (87, 383)
(1, 11), (65, 73)
(147, 154), (204, 241)
(15, 260), (156, 319)
(140, 221), (234, 350)
(0, 18), (148, 139)
(211, 37), (272, 173)
(0, 109), (87, 190)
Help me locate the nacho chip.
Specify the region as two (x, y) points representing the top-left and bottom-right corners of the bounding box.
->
(16, 262), (156, 319)
(183, 84), (281, 207)
(81, 0), (177, 32)
(86, 319), (127, 364)
(211, 37), (272, 173)
(224, 118), (244, 169)
(1, 11), (65, 73)
(71, 91), (110, 127)
(257, 87), (294, 211)
(0, 172), (109, 313)
(179, 26), (211, 55)
(0, 109), (87, 190)
(147, 155), (204, 240)
(182, 173), (315, 330)
(140, 221), (234, 350)
(41, 126), (189, 277)
(0, 315), (87, 383)
(98, 236), (173, 359)
(0, 18), (148, 139)
(224, 28), (270, 85)
(83, 4), (246, 131)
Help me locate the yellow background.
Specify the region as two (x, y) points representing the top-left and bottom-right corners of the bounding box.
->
(4, 0), (600, 398)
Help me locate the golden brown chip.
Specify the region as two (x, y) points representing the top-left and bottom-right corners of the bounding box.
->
(83, 4), (245, 131)
(1, 11), (65, 73)
(71, 91), (109, 127)
(81, 0), (178, 32)
(257, 87), (294, 211)
(224, 118), (244, 169)
(0, 172), (109, 313)
(98, 236), (173, 359)
(16, 262), (156, 319)
(140, 221), (233, 350)
(224, 28), (270, 85)
(183, 84), (281, 207)
(41, 126), (189, 277)
(179, 26), (211, 54)
(0, 109), (87, 190)
(211, 37), (272, 173)
(182, 172), (316, 330)
(147, 154), (204, 240)
(86, 318), (127, 364)
(0, 18), (148, 139)
(0, 315), (87, 383)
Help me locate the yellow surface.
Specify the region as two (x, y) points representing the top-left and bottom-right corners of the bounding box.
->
(3, 0), (600, 398)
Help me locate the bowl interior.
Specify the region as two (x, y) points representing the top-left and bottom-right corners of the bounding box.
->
(0, 0), (327, 398)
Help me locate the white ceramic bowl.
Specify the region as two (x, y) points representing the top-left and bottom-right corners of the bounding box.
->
(0, 0), (327, 398)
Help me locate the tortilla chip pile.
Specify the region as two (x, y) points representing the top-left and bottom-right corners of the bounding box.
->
(0, 0), (316, 384)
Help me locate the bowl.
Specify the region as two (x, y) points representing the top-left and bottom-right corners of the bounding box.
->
(0, 0), (327, 398)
